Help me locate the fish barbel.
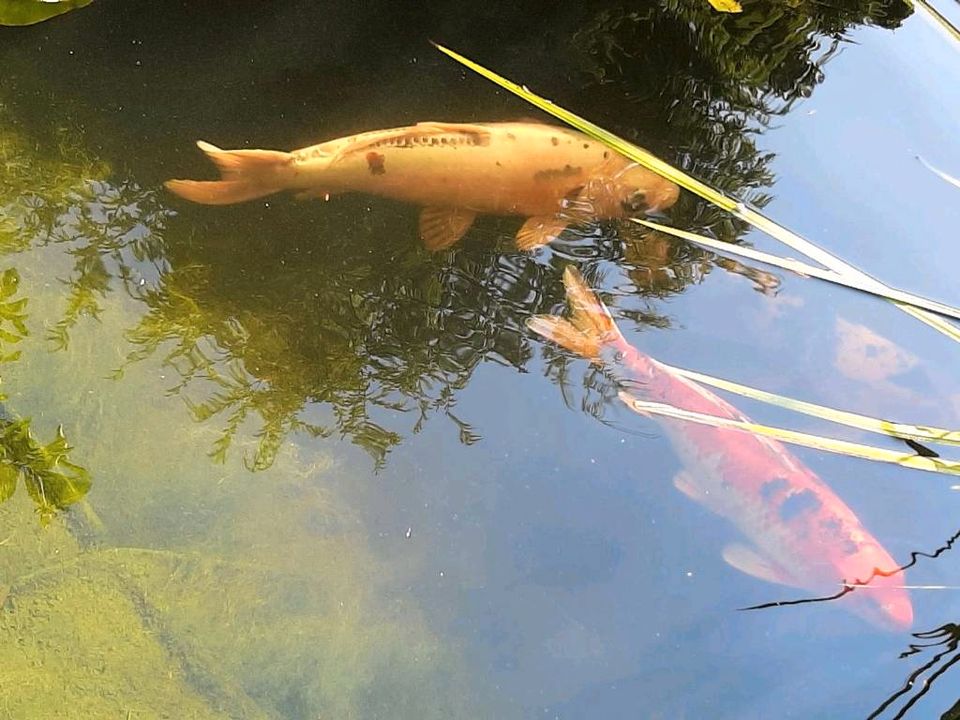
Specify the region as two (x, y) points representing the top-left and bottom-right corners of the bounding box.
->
(528, 267), (913, 630)
(165, 121), (679, 251)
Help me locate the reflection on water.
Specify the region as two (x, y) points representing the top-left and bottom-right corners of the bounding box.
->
(871, 623), (960, 719)
(2, 0), (960, 716)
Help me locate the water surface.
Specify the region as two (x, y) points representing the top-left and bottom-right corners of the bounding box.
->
(1, 1), (960, 718)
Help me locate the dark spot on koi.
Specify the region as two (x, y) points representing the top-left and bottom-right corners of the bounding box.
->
(582, 143), (590, 149)
(603, 151), (610, 159)
(533, 164), (583, 182)
(819, 518), (859, 555)
(551, 136), (559, 146)
(778, 490), (821, 521)
(760, 477), (790, 500)
(366, 151), (386, 175)
(496, 161), (502, 167)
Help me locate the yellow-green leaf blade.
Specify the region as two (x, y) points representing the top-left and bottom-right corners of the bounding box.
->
(434, 44), (960, 342)
(657, 364), (960, 447)
(706, 0), (743, 12)
(0, 0), (93, 27)
(633, 219), (960, 323)
(618, 391), (960, 477)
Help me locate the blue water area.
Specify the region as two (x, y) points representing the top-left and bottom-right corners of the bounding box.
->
(1, 1), (959, 718)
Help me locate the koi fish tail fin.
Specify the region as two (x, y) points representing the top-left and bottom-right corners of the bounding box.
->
(164, 140), (294, 205)
(526, 266), (624, 360)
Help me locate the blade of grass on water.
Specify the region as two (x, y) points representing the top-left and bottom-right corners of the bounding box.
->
(433, 43), (960, 341)
(632, 218), (960, 322)
(905, 0), (960, 47)
(617, 391), (960, 477)
(650, 363), (960, 447)
(918, 154), (960, 190)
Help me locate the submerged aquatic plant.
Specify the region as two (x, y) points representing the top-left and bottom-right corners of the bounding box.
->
(0, 267), (90, 522)
(0, 420), (90, 523)
(0, 268), (27, 367)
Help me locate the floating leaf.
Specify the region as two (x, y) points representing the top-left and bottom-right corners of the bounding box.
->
(706, 0), (743, 13)
(0, 0), (93, 27)
(618, 390), (960, 477)
(433, 44), (960, 342)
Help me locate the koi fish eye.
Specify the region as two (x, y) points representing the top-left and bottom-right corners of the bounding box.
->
(620, 191), (648, 215)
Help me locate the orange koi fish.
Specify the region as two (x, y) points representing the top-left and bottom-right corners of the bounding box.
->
(165, 121), (679, 251)
(528, 267), (913, 630)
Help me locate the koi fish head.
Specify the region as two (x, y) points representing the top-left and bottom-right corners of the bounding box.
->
(575, 163), (679, 220)
(614, 164), (680, 215)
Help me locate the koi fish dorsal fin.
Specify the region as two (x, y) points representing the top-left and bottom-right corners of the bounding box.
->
(516, 216), (569, 251)
(332, 123), (493, 161)
(722, 544), (799, 588)
(419, 207), (477, 251)
(414, 121), (493, 135)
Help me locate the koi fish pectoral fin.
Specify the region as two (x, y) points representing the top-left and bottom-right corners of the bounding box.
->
(673, 471), (707, 502)
(722, 543), (799, 588)
(419, 207), (477, 251)
(516, 216), (569, 251)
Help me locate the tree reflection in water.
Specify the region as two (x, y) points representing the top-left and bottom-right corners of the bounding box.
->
(0, 0), (914, 471)
(870, 623), (960, 720)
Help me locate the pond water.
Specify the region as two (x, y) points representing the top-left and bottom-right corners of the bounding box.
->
(1, 1), (960, 718)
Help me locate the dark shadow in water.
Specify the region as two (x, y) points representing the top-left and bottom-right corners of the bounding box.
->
(868, 623), (960, 720)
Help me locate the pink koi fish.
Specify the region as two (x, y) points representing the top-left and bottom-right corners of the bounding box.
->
(528, 267), (912, 630)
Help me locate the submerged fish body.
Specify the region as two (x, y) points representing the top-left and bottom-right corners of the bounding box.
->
(528, 268), (912, 630)
(165, 121), (679, 251)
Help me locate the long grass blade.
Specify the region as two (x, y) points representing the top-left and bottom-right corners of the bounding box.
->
(617, 391), (960, 477)
(905, 0), (960, 46)
(633, 219), (960, 322)
(899, 304), (960, 343)
(433, 43), (960, 341)
(653, 363), (960, 447)
(918, 155), (960, 190)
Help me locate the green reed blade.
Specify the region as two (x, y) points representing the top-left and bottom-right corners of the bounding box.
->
(633, 219), (960, 323)
(654, 363), (960, 447)
(618, 391), (960, 477)
(433, 43), (960, 342)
